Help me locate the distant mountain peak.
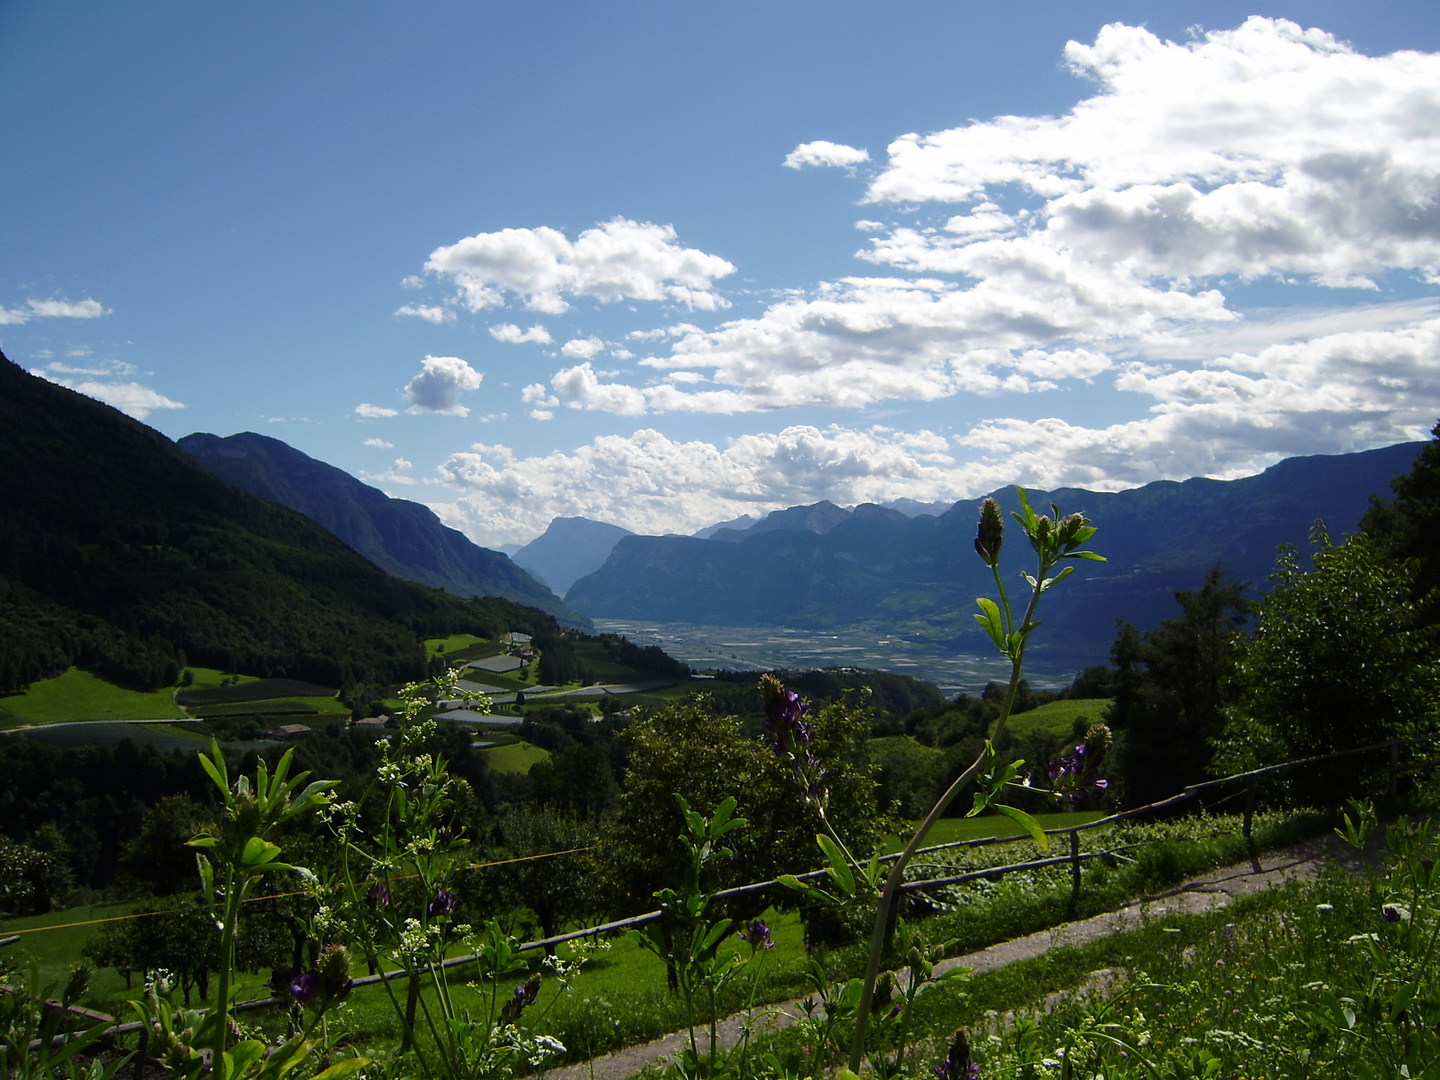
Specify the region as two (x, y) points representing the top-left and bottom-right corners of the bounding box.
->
(511, 517), (634, 596)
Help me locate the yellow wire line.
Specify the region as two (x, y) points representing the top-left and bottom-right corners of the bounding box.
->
(1, 845), (594, 938)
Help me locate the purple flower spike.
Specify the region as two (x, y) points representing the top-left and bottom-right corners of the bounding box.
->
(935, 1029), (979, 1080)
(501, 974), (542, 1023)
(428, 889), (456, 917)
(366, 881), (390, 907)
(1383, 904), (1403, 922)
(737, 920), (774, 950)
(290, 971), (320, 1007)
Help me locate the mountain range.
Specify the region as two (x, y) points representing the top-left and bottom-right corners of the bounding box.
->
(0, 351), (575, 696)
(179, 432), (587, 628)
(564, 442), (1424, 669)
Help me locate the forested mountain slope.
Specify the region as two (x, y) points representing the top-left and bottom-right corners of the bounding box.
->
(179, 431), (587, 628)
(0, 351), (572, 693)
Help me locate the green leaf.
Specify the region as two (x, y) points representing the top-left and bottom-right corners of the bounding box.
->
(974, 597), (1005, 650)
(225, 1041), (267, 1080)
(701, 919), (734, 954)
(311, 1059), (372, 1080)
(837, 978), (864, 1012)
(993, 804), (1049, 851)
(253, 1035), (314, 1080)
(816, 833), (856, 896)
(1014, 486), (1039, 529)
(198, 743), (229, 801)
(1042, 565), (1075, 591)
(710, 795), (737, 832)
(1064, 550), (1107, 561)
(240, 836), (282, 870)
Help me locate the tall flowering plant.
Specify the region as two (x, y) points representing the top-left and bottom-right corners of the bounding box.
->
(836, 488), (1105, 1070)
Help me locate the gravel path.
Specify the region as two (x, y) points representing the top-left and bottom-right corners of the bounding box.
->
(549, 832), (1357, 1080)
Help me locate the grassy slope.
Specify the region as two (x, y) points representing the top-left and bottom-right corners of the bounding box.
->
(425, 634), (493, 659)
(1006, 697), (1112, 738)
(0, 668), (184, 726)
(0, 664), (350, 737)
(482, 742), (552, 774)
(0, 901), (141, 1005)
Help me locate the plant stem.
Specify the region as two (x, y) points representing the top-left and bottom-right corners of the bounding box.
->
(210, 868), (242, 1067)
(846, 560), (1044, 1072)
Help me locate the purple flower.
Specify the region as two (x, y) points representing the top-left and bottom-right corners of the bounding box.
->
(737, 920), (774, 951)
(290, 971), (320, 1007)
(935, 1030), (979, 1080)
(428, 889), (456, 917)
(366, 881), (389, 907)
(1383, 904), (1403, 922)
(1044, 724), (1111, 805)
(500, 974), (541, 1023)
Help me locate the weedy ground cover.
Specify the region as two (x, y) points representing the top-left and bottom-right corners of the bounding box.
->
(947, 809), (1439, 1078)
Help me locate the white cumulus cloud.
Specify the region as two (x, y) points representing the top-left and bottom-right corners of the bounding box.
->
(404, 355), (483, 416)
(431, 424), (960, 545)
(363, 457), (417, 487)
(395, 304), (454, 324)
(35, 372), (183, 420)
(560, 336), (606, 359)
(364, 437), (395, 449)
(355, 403), (399, 419)
(785, 141), (871, 171)
(489, 323), (554, 345)
(550, 362), (648, 416)
(1, 297), (109, 324)
(519, 17), (1440, 435)
(424, 218), (736, 315)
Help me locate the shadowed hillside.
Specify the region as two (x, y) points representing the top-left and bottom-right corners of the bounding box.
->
(179, 431), (588, 628)
(0, 351), (574, 693)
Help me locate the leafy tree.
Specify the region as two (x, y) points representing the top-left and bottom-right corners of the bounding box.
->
(1108, 564), (1252, 807)
(1362, 419), (1440, 601)
(529, 744), (617, 820)
(601, 693), (883, 938)
(470, 807), (600, 945)
(0, 833), (70, 915)
(1219, 524), (1440, 801)
(121, 793), (215, 895)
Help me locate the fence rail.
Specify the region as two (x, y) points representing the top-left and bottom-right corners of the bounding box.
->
(10, 728), (1439, 1043)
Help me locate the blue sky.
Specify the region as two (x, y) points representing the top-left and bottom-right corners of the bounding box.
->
(5, 2), (1440, 546)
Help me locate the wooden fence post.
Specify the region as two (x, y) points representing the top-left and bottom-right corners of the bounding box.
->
(1243, 778), (1260, 873)
(1068, 830), (1082, 912)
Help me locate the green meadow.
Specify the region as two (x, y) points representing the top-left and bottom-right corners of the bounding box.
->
(1005, 696), (1112, 738)
(0, 668), (185, 727)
